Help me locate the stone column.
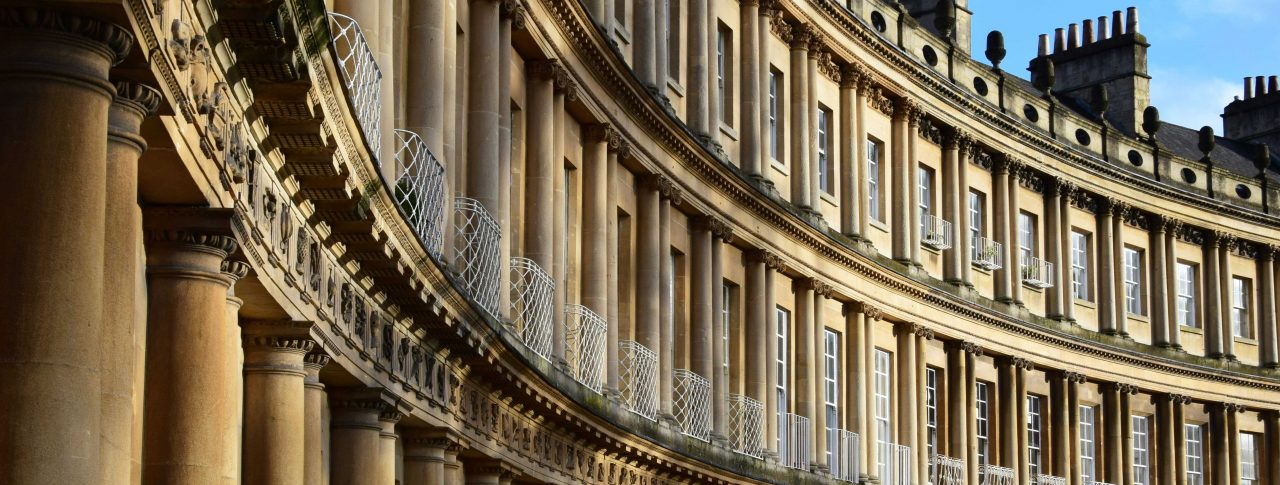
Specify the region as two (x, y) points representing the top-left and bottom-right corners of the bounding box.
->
(1050, 372), (1071, 478)
(916, 328), (933, 483)
(222, 263), (250, 484)
(1113, 202), (1129, 337)
(1209, 404), (1229, 485)
(376, 0), (394, 177)
(497, 1), (515, 320)
(1015, 359), (1031, 485)
(794, 279), (817, 463)
(637, 177), (662, 382)
(746, 250), (771, 438)
(947, 342), (971, 479)
(1262, 411), (1280, 485)
(241, 321), (316, 485)
(657, 179), (681, 426)
(847, 304), (869, 481)
(1066, 372), (1085, 485)
(896, 323), (919, 457)
(1119, 385), (1137, 485)
(378, 410), (402, 485)
(466, 0), (502, 215)
(891, 99), (914, 263)
(813, 283), (831, 470)
(992, 156), (1015, 303)
(0, 10), (131, 483)
(1260, 246), (1279, 367)
(654, 0), (668, 91)
(908, 108), (923, 267)
(463, 459), (518, 485)
(1150, 216), (1171, 346)
(999, 358), (1019, 480)
(1174, 395), (1189, 485)
(1097, 198), (1118, 334)
(632, 0), (656, 87)
(304, 352), (332, 485)
(1226, 404), (1243, 485)
(839, 65), (862, 237)
(1060, 181), (1077, 322)
(1165, 219), (1183, 350)
(763, 251), (785, 455)
(141, 210), (239, 484)
(691, 217), (716, 431)
(862, 305), (883, 483)
(754, 3), (770, 170)
(942, 130), (965, 284)
(960, 137), (976, 287)
(606, 144), (624, 398)
(806, 36), (823, 221)
(101, 81), (160, 484)
(1045, 178), (1064, 319)
(710, 219), (732, 443)
(404, 429), (465, 485)
(1102, 383), (1123, 484)
(1009, 161), (1025, 307)
(582, 125), (612, 322)
(856, 72), (874, 239)
(789, 25), (812, 211)
(407, 0), (446, 151)
(738, 0), (762, 178)
(1154, 394), (1176, 485)
(686, 0), (709, 134)
(329, 389), (398, 485)
(443, 0), (458, 262)
(966, 343), (983, 485)
(1204, 232), (1225, 358)
(1219, 235), (1237, 360)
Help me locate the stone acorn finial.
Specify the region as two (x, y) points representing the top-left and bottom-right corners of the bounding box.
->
(934, 0), (956, 40)
(986, 31), (1006, 69)
(1031, 56), (1055, 95)
(1198, 126), (1216, 158)
(1090, 84), (1109, 118)
(1141, 106), (1161, 139)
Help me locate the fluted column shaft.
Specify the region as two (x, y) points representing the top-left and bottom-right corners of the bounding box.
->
(1150, 219), (1171, 346)
(1204, 235), (1224, 358)
(710, 227), (728, 442)
(942, 134), (963, 283)
(1009, 164), (1024, 306)
(794, 281), (817, 464)
(686, 0), (709, 134)
(1097, 201), (1118, 334)
(1261, 249), (1279, 367)
(466, 0), (502, 215)
(304, 353), (331, 485)
(658, 191), (676, 424)
(839, 71), (861, 237)
(1113, 204), (1128, 336)
(1219, 240), (1236, 359)
(582, 126), (610, 321)
(738, 1), (761, 176)
(848, 306), (870, 481)
(636, 180), (661, 393)
(0, 11), (130, 482)
(241, 321), (316, 485)
(1045, 181), (1064, 318)
(1060, 184), (1076, 322)
(891, 102), (912, 263)
(789, 34), (812, 209)
(896, 324), (918, 457)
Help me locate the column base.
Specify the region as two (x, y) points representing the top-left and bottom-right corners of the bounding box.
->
(656, 412), (679, 429)
(1265, 362), (1280, 369)
(710, 432), (731, 448)
(1206, 352), (1224, 359)
(1225, 354), (1238, 362)
(811, 464), (830, 475)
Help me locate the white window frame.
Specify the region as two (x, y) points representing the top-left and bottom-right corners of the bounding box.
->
(867, 140), (882, 222)
(1071, 231), (1090, 301)
(874, 349), (892, 478)
(665, 0), (679, 81)
(776, 306), (790, 431)
(1176, 263), (1198, 328)
(919, 165), (934, 216)
(1019, 212), (1036, 268)
(1133, 415), (1150, 485)
(925, 367), (938, 459)
(818, 107), (831, 194)
(975, 381), (989, 466)
(716, 25), (731, 125)
(1186, 424), (1204, 485)
(1232, 277), (1252, 339)
(1123, 247), (1144, 315)
(1080, 405), (1096, 484)
(1027, 395), (1042, 478)
(969, 190), (984, 262)
(769, 69), (781, 162)
(824, 330), (840, 464)
(722, 283), (731, 368)
(1241, 432), (1258, 485)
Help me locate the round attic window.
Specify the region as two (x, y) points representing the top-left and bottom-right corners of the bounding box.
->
(1236, 184), (1252, 199)
(1127, 150), (1143, 167)
(1181, 168), (1197, 184)
(1023, 104), (1039, 122)
(1075, 129), (1091, 146)
(871, 11), (887, 33)
(973, 77), (989, 96)
(922, 45), (938, 66)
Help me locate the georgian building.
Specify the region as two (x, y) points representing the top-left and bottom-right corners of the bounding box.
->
(2, 0), (1279, 484)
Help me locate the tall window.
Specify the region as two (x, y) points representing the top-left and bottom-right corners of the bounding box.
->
(1019, 212), (1037, 267)
(722, 283), (732, 368)
(1123, 248), (1144, 315)
(868, 140), (882, 221)
(919, 166), (935, 217)
(716, 24), (733, 124)
(614, 0), (625, 25)
(1027, 396), (1042, 478)
(1071, 231), (1090, 300)
(665, 0), (679, 80)
(1232, 277), (1252, 338)
(818, 107), (832, 193)
(1133, 416), (1150, 485)
(776, 306), (789, 424)
(1176, 263), (1198, 328)
(769, 70), (781, 161)
(824, 330), (840, 464)
(1080, 405), (1096, 484)
(874, 349), (892, 478)
(969, 190), (985, 262)
(975, 381), (989, 466)
(1185, 424), (1204, 485)
(1241, 433), (1258, 485)
(925, 367), (938, 459)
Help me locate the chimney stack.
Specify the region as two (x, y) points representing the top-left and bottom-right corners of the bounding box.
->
(1083, 19), (1095, 45)
(1097, 16), (1109, 41)
(1068, 23), (1080, 49)
(1112, 10), (1123, 37)
(1054, 28), (1066, 53)
(1224, 73), (1280, 151)
(1126, 7), (1139, 33)
(1038, 34), (1050, 57)
(1041, 6), (1150, 135)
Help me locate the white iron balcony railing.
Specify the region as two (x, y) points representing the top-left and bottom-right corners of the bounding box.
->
(1035, 474), (1068, 485)
(980, 464), (1015, 485)
(930, 454), (965, 485)
(780, 413), (811, 471)
(564, 304), (607, 393)
(327, 13), (382, 158)
(1021, 255), (1055, 289)
(454, 198), (502, 319)
(672, 369), (712, 441)
(880, 442), (913, 485)
(1088, 482), (1117, 485)
(972, 235), (1003, 270)
(728, 393), (764, 458)
(392, 130), (446, 259)
(828, 429), (860, 483)
(921, 213), (953, 250)
(509, 257), (554, 360)
(619, 340), (658, 421)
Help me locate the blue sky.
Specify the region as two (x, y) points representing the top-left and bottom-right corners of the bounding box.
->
(968, 0), (1280, 131)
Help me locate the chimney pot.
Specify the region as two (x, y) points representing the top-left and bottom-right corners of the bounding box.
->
(1054, 28), (1066, 53)
(1270, 76), (1278, 94)
(1245, 77), (1255, 99)
(1257, 76), (1267, 96)
(1098, 16), (1109, 40)
(1126, 6), (1139, 34)
(1068, 23), (1080, 49)
(1038, 34), (1050, 57)
(1112, 11), (1123, 37)
(1083, 19), (1095, 44)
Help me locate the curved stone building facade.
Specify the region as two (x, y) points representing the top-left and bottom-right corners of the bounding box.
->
(1, 0), (1278, 484)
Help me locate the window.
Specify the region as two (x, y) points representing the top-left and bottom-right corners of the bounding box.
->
(925, 367), (938, 459)
(818, 107), (832, 194)
(769, 69), (781, 161)
(722, 283), (732, 368)
(918, 165), (934, 217)
(716, 24), (733, 125)
(824, 330), (840, 464)
(614, 0), (625, 25)
(868, 140), (882, 221)
(1176, 263), (1198, 328)
(969, 190), (985, 261)
(1241, 432), (1258, 485)
(665, 0), (679, 81)
(1133, 416), (1150, 485)
(776, 306), (789, 450)
(1027, 396), (1042, 478)
(874, 349), (892, 478)
(1185, 424), (1204, 485)
(1071, 231), (1090, 301)
(1232, 277), (1252, 338)
(1123, 248), (1144, 315)
(975, 381), (989, 466)
(1019, 212), (1037, 268)
(1080, 405), (1096, 484)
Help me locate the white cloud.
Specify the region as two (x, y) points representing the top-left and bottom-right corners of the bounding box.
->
(1148, 67), (1239, 131)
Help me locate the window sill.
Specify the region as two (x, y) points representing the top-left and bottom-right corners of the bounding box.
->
(719, 122), (739, 141)
(1072, 298), (1097, 310)
(1020, 282), (1044, 293)
(1235, 336), (1259, 346)
(770, 159), (788, 176)
(820, 191), (838, 205)
(1127, 313), (1151, 324)
(1180, 325), (1204, 335)
(667, 78), (685, 98)
(870, 219), (889, 233)
(612, 21), (631, 44)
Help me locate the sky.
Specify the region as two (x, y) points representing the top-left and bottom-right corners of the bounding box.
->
(967, 0), (1280, 132)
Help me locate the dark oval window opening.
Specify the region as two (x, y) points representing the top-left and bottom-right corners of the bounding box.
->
(973, 77), (989, 96)
(922, 45), (938, 66)
(871, 11), (887, 33)
(1236, 184), (1252, 199)
(1023, 104), (1039, 122)
(1075, 129), (1091, 146)
(1128, 150), (1144, 167)
(1181, 168), (1197, 184)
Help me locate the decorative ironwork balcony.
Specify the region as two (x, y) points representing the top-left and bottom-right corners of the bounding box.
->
(1088, 481), (1117, 485)
(980, 464), (1015, 485)
(972, 235), (1003, 270)
(327, 13), (382, 158)
(391, 129), (447, 259)
(780, 413), (811, 471)
(728, 393), (764, 458)
(1035, 474), (1068, 485)
(930, 454), (965, 485)
(880, 442), (913, 485)
(828, 429), (860, 483)
(619, 340), (658, 421)
(1021, 255), (1055, 288)
(454, 198), (502, 319)
(672, 369), (712, 441)
(564, 304), (607, 393)
(921, 213), (953, 250)
(509, 257), (554, 360)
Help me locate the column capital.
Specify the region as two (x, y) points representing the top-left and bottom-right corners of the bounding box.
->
(584, 123), (617, 144)
(112, 81), (163, 117)
(304, 350), (331, 371)
(465, 458), (522, 481)
(0, 7), (135, 65)
(221, 260), (251, 283)
(500, 0), (527, 31)
(1162, 216), (1184, 235)
(840, 62), (869, 89)
(402, 427), (469, 451)
(709, 217), (735, 243)
(1223, 402), (1247, 414)
(1168, 393), (1193, 405)
(947, 340), (985, 356)
(527, 58), (562, 80)
(899, 322), (934, 339)
(893, 97), (922, 124)
(786, 22), (814, 49)
(740, 0), (761, 6)
(993, 153), (1023, 175)
(749, 248), (788, 274)
(329, 387), (404, 413)
(860, 303), (882, 321)
(242, 320), (317, 354)
(1114, 382), (1141, 395)
(646, 173), (684, 204)
(1062, 370), (1087, 383)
